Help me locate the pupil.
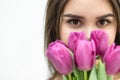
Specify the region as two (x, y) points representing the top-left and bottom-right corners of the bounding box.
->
(73, 20), (78, 25)
(100, 20), (105, 25)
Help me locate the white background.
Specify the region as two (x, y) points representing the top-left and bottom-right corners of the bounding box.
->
(0, 0), (48, 80)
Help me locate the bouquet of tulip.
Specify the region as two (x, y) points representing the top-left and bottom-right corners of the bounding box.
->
(46, 30), (120, 80)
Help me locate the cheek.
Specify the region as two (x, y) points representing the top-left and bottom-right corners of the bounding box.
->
(102, 22), (117, 44)
(60, 31), (69, 44)
(108, 34), (115, 44)
(106, 30), (117, 45)
(59, 26), (71, 44)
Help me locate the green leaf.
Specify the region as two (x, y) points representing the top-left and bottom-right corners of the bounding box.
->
(97, 60), (107, 80)
(72, 76), (77, 80)
(63, 75), (68, 80)
(89, 66), (97, 80)
(107, 75), (113, 80)
(73, 67), (84, 80)
(71, 73), (77, 80)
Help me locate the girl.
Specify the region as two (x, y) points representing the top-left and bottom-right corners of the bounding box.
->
(44, 0), (120, 80)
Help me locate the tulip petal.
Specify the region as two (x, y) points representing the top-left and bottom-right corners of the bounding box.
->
(105, 47), (120, 75)
(75, 40), (96, 70)
(68, 32), (86, 52)
(91, 30), (109, 57)
(103, 43), (115, 62)
(46, 40), (73, 75)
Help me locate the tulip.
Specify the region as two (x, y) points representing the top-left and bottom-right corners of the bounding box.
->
(90, 30), (109, 57)
(68, 32), (86, 52)
(74, 39), (96, 70)
(103, 43), (120, 75)
(46, 40), (73, 75)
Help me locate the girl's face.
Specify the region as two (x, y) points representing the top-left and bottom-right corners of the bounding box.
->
(59, 0), (117, 44)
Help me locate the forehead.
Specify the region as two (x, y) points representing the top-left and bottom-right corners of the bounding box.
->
(63, 0), (113, 16)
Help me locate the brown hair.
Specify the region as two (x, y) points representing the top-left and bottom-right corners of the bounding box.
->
(44, 0), (120, 79)
(110, 0), (120, 44)
(44, 0), (68, 79)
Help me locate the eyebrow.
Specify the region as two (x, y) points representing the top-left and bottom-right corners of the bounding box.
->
(63, 14), (84, 19)
(96, 14), (114, 19)
(63, 13), (114, 19)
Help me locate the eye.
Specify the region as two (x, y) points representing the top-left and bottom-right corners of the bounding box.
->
(97, 19), (111, 27)
(67, 19), (82, 27)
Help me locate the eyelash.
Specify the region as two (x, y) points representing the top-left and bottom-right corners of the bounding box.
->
(67, 19), (82, 27)
(97, 19), (111, 27)
(67, 18), (111, 27)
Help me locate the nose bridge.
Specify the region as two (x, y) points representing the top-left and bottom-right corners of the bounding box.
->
(86, 26), (96, 40)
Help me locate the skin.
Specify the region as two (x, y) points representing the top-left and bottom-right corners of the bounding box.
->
(60, 0), (117, 45)
(59, 0), (120, 80)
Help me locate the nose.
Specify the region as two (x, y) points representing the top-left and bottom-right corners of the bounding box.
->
(86, 30), (91, 40)
(85, 27), (97, 40)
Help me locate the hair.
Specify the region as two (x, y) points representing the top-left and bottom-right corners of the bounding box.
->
(110, 0), (120, 44)
(44, 0), (120, 80)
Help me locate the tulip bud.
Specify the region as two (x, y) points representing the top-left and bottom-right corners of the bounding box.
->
(68, 32), (86, 52)
(46, 40), (73, 75)
(74, 39), (96, 70)
(103, 43), (120, 75)
(91, 30), (109, 57)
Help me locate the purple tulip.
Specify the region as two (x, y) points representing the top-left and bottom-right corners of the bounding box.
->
(90, 30), (109, 57)
(46, 40), (73, 75)
(68, 32), (86, 52)
(74, 39), (96, 70)
(103, 43), (120, 75)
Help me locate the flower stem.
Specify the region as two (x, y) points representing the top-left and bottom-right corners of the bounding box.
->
(68, 74), (72, 80)
(84, 71), (87, 80)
